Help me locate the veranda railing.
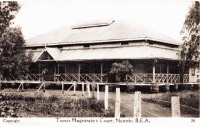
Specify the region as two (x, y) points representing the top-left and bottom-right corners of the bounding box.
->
(126, 73), (181, 83)
(54, 73), (107, 82)
(0, 73), (189, 83)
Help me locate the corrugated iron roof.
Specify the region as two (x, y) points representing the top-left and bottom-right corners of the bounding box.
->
(26, 20), (181, 46)
(57, 45), (179, 61)
(31, 45), (179, 62)
(31, 50), (42, 62)
(45, 48), (61, 60)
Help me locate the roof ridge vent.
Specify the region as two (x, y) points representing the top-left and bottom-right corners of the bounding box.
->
(72, 20), (115, 29)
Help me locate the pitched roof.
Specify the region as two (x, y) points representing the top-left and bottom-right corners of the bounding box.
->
(32, 45), (179, 62)
(26, 20), (181, 46)
(31, 50), (41, 62)
(57, 45), (179, 61)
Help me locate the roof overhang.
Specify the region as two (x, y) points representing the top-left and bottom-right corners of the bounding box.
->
(30, 45), (180, 62)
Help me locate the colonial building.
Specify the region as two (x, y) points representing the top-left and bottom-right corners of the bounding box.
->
(21, 20), (198, 87)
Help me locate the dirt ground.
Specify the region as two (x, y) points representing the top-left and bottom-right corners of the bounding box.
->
(1, 88), (196, 117)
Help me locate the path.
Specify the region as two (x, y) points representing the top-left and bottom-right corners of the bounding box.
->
(97, 91), (172, 117)
(1, 88), (195, 117)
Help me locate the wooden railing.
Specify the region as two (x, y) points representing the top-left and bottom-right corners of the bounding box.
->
(126, 73), (153, 83)
(0, 73), (190, 83)
(126, 73), (182, 83)
(183, 74), (189, 83)
(54, 73), (189, 83)
(155, 74), (180, 83)
(54, 73), (108, 82)
(0, 74), (41, 81)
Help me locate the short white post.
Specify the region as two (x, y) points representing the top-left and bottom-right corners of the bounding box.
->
(134, 91), (141, 117)
(82, 82), (84, 96)
(62, 82), (64, 94)
(153, 61), (156, 83)
(73, 81), (76, 95)
(104, 85), (109, 110)
(87, 82), (91, 98)
(171, 96), (180, 117)
(97, 83), (100, 101)
(115, 88), (121, 117)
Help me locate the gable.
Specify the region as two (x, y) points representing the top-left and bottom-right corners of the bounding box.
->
(38, 51), (54, 61)
(34, 48), (61, 62)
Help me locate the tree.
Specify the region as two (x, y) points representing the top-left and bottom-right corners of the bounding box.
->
(0, 1), (32, 79)
(0, 1), (20, 36)
(180, 1), (200, 81)
(109, 60), (133, 82)
(0, 27), (32, 79)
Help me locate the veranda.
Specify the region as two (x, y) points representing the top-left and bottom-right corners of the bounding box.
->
(0, 59), (192, 92)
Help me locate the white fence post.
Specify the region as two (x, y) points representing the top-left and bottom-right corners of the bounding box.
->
(171, 96), (180, 117)
(87, 82), (91, 98)
(115, 87), (121, 117)
(104, 85), (108, 110)
(97, 83), (99, 101)
(134, 91), (141, 117)
(82, 82), (84, 96)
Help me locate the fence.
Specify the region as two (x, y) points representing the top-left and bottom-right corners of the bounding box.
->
(0, 73), (190, 83)
(76, 83), (197, 117)
(1, 81), (199, 117)
(111, 90), (182, 117)
(64, 82), (198, 117)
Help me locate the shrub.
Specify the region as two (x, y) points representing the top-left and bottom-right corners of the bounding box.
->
(109, 60), (133, 82)
(0, 93), (115, 117)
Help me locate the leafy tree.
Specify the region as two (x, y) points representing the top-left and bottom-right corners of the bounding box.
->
(109, 60), (133, 82)
(0, 1), (32, 79)
(180, 1), (200, 81)
(0, 27), (32, 79)
(0, 1), (20, 35)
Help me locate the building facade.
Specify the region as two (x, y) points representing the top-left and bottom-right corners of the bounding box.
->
(23, 20), (198, 85)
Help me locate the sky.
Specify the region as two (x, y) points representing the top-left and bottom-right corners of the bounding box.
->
(13, 0), (193, 42)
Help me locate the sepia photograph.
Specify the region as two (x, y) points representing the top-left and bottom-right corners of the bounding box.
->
(0, 0), (199, 126)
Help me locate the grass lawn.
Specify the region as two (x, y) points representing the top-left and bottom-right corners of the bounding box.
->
(0, 87), (199, 117)
(142, 89), (199, 117)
